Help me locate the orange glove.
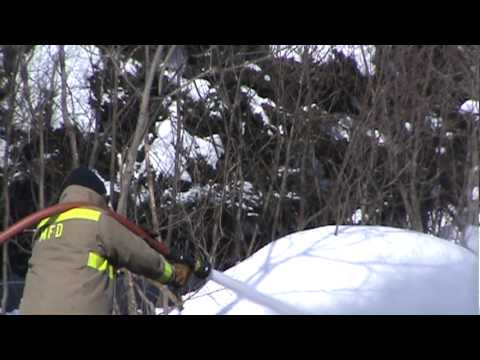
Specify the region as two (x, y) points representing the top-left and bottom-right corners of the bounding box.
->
(172, 262), (192, 287)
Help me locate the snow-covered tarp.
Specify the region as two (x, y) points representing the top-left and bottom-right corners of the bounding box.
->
(172, 226), (478, 315)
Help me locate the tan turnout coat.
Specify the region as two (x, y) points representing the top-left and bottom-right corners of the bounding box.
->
(20, 185), (173, 315)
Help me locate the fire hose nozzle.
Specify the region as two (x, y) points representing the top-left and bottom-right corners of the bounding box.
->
(169, 250), (212, 279)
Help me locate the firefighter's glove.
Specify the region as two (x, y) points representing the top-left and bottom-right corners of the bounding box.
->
(173, 253), (212, 279)
(171, 262), (192, 288)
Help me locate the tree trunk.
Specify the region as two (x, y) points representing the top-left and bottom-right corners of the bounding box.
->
(116, 45), (174, 315)
(145, 142), (161, 234)
(1, 53), (17, 314)
(1, 145), (8, 313)
(58, 45), (80, 169)
(109, 51), (119, 206)
(145, 142), (172, 314)
(461, 117), (479, 248)
(1, 179), (9, 314)
(117, 45), (167, 215)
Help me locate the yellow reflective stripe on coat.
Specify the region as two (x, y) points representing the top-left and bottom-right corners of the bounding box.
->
(37, 208), (102, 229)
(87, 252), (115, 279)
(159, 261), (174, 283)
(37, 217), (51, 229)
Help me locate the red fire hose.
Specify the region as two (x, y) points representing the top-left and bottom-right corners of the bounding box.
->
(1, 202), (307, 314)
(0, 202), (171, 258)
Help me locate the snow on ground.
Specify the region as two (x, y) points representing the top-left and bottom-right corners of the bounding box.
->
(465, 226), (479, 255)
(173, 226), (478, 315)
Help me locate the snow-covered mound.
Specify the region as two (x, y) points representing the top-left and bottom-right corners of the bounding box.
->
(174, 226), (478, 315)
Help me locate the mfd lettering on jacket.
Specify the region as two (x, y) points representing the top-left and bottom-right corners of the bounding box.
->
(38, 223), (64, 242)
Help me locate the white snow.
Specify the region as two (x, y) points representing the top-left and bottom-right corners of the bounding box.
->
(435, 146), (447, 155)
(0, 138), (6, 168)
(328, 45), (376, 76)
(83, 168), (113, 198)
(352, 209), (363, 224)
(185, 79), (214, 102)
(272, 191), (300, 201)
(271, 45), (304, 62)
(173, 184), (213, 204)
(330, 116), (352, 141)
(241, 86), (276, 127)
(124, 59), (141, 76)
(472, 187), (479, 201)
(460, 99), (479, 119)
(224, 181), (262, 210)
(366, 129), (385, 145)
(246, 63), (262, 72)
(272, 45), (376, 76)
(140, 105), (224, 182)
(166, 180), (262, 209)
(173, 226), (478, 315)
(165, 70), (215, 104)
(465, 226), (479, 255)
(166, 74), (223, 119)
(26, 45), (100, 133)
(277, 166), (300, 176)
(144, 118), (190, 182)
(427, 115), (443, 130)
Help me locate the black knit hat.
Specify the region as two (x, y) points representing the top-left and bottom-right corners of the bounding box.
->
(62, 166), (107, 196)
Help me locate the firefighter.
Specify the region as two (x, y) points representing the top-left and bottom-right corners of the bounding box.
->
(20, 166), (193, 314)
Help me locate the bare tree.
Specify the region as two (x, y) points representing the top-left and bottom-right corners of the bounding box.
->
(1, 46), (23, 314)
(1, 90), (12, 314)
(58, 45), (80, 169)
(117, 46), (169, 214)
(115, 45), (180, 314)
(4, 44), (473, 314)
(19, 48), (59, 210)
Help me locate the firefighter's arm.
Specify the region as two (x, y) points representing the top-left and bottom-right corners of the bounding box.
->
(97, 214), (179, 284)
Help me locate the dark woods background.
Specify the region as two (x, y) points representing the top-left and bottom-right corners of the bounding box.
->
(1, 45), (478, 314)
